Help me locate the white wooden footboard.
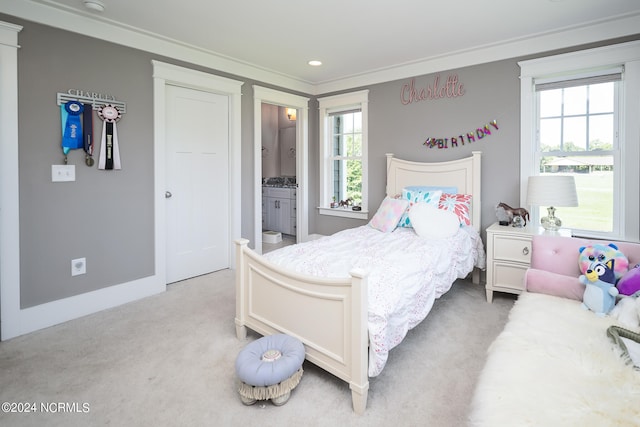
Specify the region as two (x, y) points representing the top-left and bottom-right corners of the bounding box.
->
(234, 238), (370, 414)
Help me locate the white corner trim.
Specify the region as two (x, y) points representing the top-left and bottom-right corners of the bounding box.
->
(0, 20), (22, 340)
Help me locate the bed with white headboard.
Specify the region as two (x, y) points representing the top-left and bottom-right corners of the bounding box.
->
(234, 151), (482, 414)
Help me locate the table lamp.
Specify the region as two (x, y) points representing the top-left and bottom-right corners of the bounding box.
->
(526, 175), (578, 231)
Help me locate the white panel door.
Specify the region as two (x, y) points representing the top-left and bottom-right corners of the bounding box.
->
(165, 84), (229, 283)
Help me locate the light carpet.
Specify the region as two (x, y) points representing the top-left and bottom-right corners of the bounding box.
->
(0, 270), (513, 427)
(469, 292), (640, 427)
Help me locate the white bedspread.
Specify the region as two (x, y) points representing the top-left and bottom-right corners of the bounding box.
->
(264, 224), (485, 376)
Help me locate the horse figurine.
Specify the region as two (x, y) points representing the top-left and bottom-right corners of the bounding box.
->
(339, 198), (353, 208)
(496, 202), (530, 226)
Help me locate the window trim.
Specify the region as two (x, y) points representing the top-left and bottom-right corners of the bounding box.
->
(519, 41), (640, 241)
(318, 90), (369, 220)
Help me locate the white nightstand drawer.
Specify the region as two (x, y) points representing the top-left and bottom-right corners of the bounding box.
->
(492, 261), (528, 292)
(493, 235), (531, 263)
(485, 222), (571, 303)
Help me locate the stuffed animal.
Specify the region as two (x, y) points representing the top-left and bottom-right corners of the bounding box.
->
(579, 258), (619, 316)
(578, 243), (629, 282)
(610, 296), (640, 329)
(617, 263), (640, 297)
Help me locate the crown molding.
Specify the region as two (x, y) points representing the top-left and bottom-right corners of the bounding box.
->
(1, 0), (316, 94)
(2, 1), (640, 96)
(313, 12), (640, 95)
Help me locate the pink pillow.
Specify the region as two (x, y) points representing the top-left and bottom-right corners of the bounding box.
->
(525, 268), (585, 301)
(369, 197), (409, 233)
(438, 193), (472, 226)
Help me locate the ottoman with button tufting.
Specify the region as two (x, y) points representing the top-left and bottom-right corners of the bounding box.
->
(235, 334), (305, 406)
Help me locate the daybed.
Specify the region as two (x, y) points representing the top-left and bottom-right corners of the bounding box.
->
(469, 235), (640, 426)
(235, 152), (484, 414)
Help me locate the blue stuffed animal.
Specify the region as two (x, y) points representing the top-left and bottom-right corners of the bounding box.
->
(580, 259), (619, 316)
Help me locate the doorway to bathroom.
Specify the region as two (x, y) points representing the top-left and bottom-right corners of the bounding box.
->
(252, 86), (309, 254)
(261, 103), (297, 252)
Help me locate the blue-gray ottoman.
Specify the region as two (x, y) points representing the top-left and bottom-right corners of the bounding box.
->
(235, 333), (305, 406)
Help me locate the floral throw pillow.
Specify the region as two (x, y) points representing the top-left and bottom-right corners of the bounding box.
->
(438, 193), (472, 226)
(398, 189), (442, 228)
(369, 197), (410, 233)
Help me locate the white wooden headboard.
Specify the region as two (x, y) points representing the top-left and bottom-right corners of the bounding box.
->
(386, 151), (482, 231)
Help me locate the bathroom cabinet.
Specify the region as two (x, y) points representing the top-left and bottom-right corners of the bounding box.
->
(263, 187), (296, 236)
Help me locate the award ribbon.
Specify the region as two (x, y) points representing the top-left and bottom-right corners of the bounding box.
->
(61, 101), (84, 158)
(83, 103), (95, 166)
(97, 104), (122, 170)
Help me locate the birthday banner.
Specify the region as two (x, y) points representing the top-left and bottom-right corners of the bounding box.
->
(423, 119), (499, 149)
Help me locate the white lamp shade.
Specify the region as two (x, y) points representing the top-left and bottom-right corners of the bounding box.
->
(526, 175), (578, 207)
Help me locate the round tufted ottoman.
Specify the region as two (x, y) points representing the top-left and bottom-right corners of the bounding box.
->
(235, 334), (305, 406)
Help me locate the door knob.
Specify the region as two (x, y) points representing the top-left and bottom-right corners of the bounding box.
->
(165, 191), (172, 199)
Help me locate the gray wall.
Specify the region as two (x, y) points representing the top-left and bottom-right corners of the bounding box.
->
(311, 60), (521, 236)
(6, 13), (638, 310)
(16, 19), (155, 308)
(6, 15), (306, 308)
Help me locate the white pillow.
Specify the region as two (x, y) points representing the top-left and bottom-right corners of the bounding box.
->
(409, 202), (460, 239)
(398, 188), (442, 228)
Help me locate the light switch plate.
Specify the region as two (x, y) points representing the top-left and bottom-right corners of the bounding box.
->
(52, 165), (75, 182)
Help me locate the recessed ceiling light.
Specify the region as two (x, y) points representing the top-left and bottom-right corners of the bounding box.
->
(308, 60), (322, 67)
(84, 0), (106, 12)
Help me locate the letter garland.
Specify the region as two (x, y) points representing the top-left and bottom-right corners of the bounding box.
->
(97, 104), (122, 170)
(423, 119), (499, 150)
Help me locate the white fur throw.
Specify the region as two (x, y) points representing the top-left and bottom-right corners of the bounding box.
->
(469, 292), (640, 427)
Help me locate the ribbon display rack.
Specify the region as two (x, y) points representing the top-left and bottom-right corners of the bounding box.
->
(56, 92), (127, 114)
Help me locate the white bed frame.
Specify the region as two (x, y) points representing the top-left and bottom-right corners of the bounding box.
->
(235, 151), (482, 414)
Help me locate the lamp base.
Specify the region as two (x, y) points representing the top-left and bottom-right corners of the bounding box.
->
(540, 206), (562, 231)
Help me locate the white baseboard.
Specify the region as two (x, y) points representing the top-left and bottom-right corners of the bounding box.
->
(1, 275), (165, 340)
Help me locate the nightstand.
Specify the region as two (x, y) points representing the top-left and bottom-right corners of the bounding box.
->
(485, 222), (571, 303)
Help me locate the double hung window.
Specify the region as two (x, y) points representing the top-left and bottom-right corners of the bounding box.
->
(519, 41), (640, 240)
(318, 90), (369, 219)
(536, 73), (620, 234)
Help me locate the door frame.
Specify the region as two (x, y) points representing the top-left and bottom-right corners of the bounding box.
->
(253, 86), (309, 254)
(153, 61), (243, 279)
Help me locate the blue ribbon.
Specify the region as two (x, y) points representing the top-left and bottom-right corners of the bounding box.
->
(61, 101), (84, 155)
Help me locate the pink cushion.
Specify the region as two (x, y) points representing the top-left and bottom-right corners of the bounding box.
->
(530, 235), (640, 275)
(526, 235), (640, 300)
(525, 268), (584, 301)
(438, 193), (472, 226)
(369, 197), (409, 233)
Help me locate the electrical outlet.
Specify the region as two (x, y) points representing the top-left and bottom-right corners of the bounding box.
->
(71, 257), (86, 276)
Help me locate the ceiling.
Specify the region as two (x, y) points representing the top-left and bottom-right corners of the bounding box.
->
(6, 0), (640, 93)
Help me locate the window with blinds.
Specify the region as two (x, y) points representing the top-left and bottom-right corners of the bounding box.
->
(533, 71), (621, 234)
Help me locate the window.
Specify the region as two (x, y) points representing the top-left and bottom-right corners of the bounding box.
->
(318, 90), (369, 219)
(536, 76), (620, 234)
(519, 41), (640, 240)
